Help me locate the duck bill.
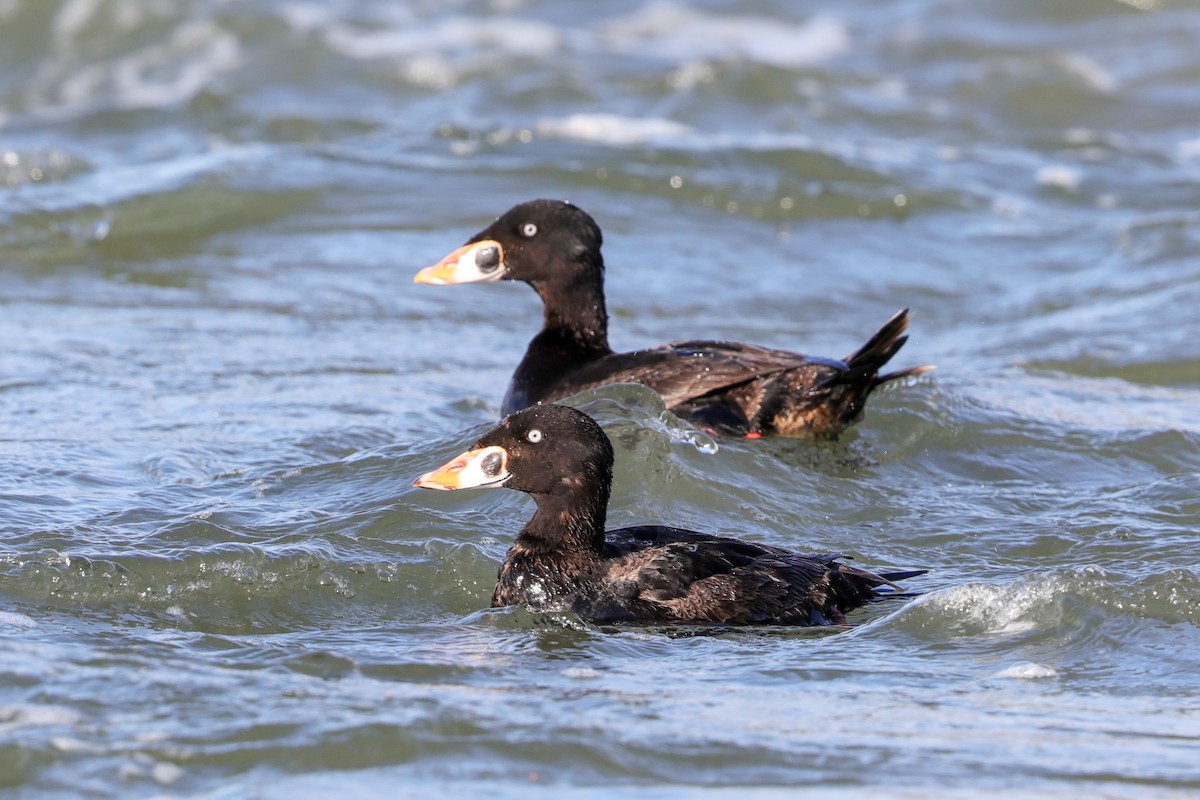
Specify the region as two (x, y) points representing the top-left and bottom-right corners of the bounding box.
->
(414, 240), (506, 285)
(413, 445), (510, 491)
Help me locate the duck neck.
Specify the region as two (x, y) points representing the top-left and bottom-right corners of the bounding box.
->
(531, 256), (611, 355)
(515, 484), (610, 562)
(494, 487), (610, 610)
(503, 259), (614, 414)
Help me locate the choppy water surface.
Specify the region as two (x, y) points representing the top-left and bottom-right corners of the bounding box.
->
(3, 0), (1200, 796)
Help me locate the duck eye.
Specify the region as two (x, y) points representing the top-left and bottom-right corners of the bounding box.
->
(520, 223), (538, 237)
(526, 429), (543, 443)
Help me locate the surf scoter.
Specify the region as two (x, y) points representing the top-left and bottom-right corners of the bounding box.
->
(414, 404), (924, 626)
(415, 199), (933, 437)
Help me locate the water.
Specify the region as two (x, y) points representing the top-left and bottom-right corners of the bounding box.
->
(2, 0), (1199, 796)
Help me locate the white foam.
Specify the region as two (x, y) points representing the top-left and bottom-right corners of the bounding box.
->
(0, 704), (81, 731)
(992, 661), (1058, 680)
(531, 115), (834, 158)
(324, 17), (560, 62)
(29, 12), (242, 118)
(1177, 137), (1200, 160)
(918, 581), (1052, 636)
(980, 373), (1200, 434)
(1059, 52), (1117, 94)
(1035, 165), (1082, 192)
(563, 666), (599, 680)
(0, 611), (38, 629)
(536, 113), (694, 146)
(52, 0), (105, 47)
(152, 761), (183, 785)
(319, 16), (561, 91)
(112, 22), (242, 109)
(50, 736), (103, 754)
(602, 3), (850, 68)
(278, 1), (334, 34)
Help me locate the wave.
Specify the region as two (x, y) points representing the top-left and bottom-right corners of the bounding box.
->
(598, 4), (850, 68)
(899, 566), (1200, 637)
(7, 0), (241, 121)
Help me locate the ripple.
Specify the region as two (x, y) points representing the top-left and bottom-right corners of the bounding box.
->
(4, 0), (1200, 797)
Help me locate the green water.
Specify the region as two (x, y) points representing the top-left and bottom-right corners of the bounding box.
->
(2, 1), (1199, 797)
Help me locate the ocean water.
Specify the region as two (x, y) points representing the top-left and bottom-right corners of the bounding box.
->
(2, 0), (1199, 797)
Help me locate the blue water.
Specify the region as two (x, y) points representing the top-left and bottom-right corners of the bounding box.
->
(2, 1), (1199, 797)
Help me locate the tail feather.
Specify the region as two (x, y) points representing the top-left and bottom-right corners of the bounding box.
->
(829, 560), (927, 608)
(839, 308), (934, 388)
(878, 568), (928, 584)
(751, 309), (933, 436)
(877, 364), (936, 386)
(872, 569), (928, 599)
(843, 308), (910, 373)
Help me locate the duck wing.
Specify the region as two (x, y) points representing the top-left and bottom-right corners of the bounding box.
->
(601, 526), (871, 626)
(548, 340), (844, 410)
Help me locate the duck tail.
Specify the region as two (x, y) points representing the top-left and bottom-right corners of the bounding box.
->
(841, 308), (935, 387)
(871, 568), (928, 599)
(827, 559), (927, 609)
(877, 568), (928, 584)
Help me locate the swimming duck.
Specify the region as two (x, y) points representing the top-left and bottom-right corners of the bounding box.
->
(414, 404), (924, 625)
(416, 199), (932, 437)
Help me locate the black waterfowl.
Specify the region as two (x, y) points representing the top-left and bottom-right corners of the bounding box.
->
(416, 199), (933, 437)
(414, 404), (924, 626)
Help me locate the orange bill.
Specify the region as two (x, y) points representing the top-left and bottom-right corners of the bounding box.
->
(413, 445), (510, 491)
(414, 240), (506, 285)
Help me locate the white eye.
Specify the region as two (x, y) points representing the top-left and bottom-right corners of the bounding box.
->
(521, 223), (538, 237)
(526, 429), (543, 443)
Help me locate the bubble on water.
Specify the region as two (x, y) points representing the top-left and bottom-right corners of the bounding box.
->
(1036, 165), (1082, 192)
(0, 611), (38, 629)
(602, 6), (850, 68)
(991, 661), (1058, 680)
(563, 667), (599, 680)
(152, 761), (183, 785)
(537, 113), (693, 146)
(1060, 52), (1117, 94)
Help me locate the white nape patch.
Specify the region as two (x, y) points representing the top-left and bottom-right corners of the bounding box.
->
(991, 661), (1058, 680)
(1035, 165), (1082, 192)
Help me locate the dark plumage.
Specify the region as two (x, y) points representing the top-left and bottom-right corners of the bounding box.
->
(416, 199), (933, 437)
(414, 405), (924, 626)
